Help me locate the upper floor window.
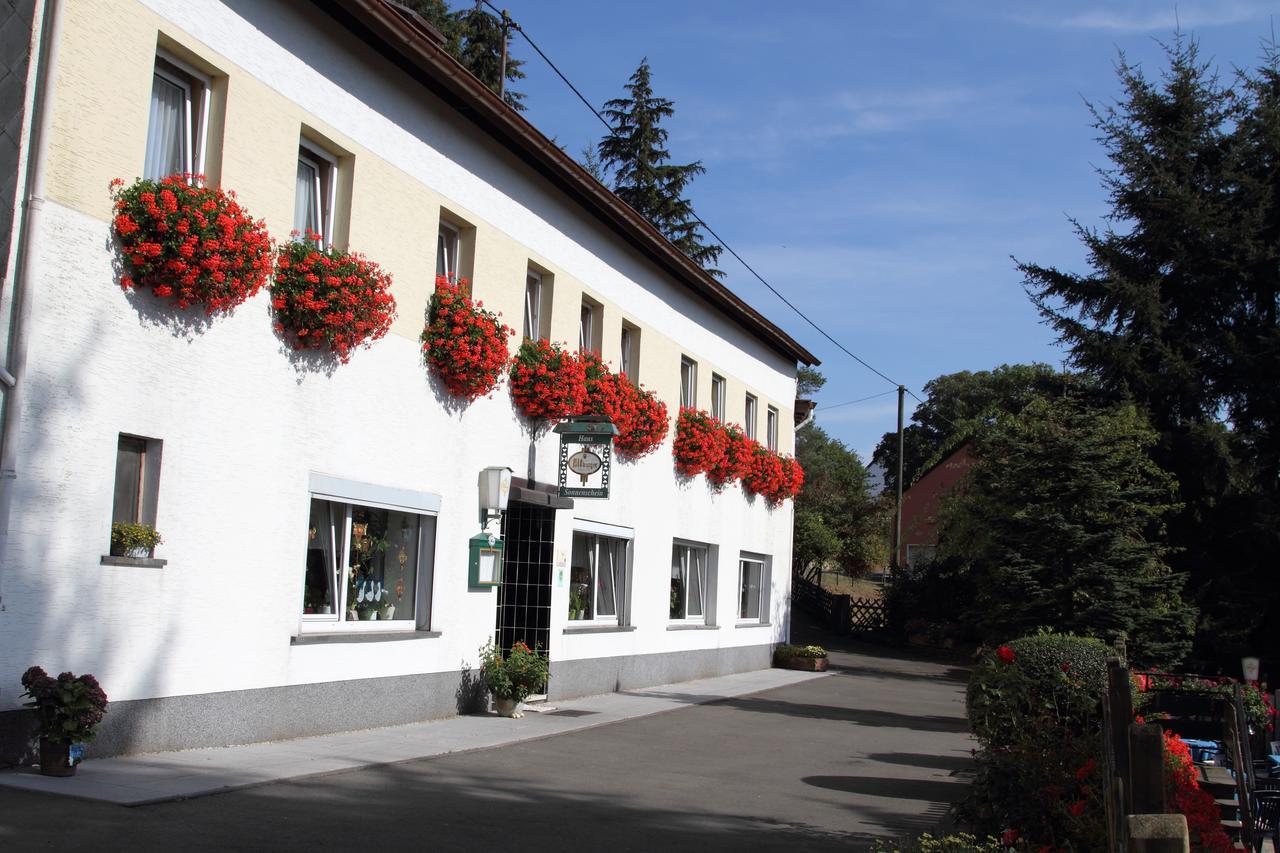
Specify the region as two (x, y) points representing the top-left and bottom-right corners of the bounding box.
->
(619, 322), (639, 383)
(710, 374), (726, 421)
(294, 140), (337, 246)
(680, 356), (697, 409)
(144, 53), (210, 181)
(579, 295), (602, 354)
(767, 406), (779, 452)
(437, 221), (461, 281)
(523, 270), (542, 339)
(744, 393), (758, 441)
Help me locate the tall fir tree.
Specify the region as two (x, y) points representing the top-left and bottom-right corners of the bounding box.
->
(1019, 36), (1280, 665)
(597, 60), (722, 275)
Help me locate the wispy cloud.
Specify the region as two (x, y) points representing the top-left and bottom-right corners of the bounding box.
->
(1017, 2), (1272, 32)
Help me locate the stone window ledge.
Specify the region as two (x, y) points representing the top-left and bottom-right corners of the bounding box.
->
(666, 624), (720, 631)
(562, 625), (636, 635)
(291, 630), (441, 646)
(734, 621), (772, 628)
(101, 555), (167, 569)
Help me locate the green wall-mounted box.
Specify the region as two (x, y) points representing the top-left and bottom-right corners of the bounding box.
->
(468, 533), (504, 588)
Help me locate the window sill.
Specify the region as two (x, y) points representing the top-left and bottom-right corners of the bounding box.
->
(735, 621), (772, 628)
(291, 630), (441, 646)
(563, 624), (636, 635)
(101, 555), (167, 569)
(666, 623), (720, 631)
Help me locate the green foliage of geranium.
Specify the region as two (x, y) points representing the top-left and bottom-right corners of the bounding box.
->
(479, 640), (547, 702)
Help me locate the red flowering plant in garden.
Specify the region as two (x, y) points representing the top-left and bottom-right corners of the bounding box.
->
(270, 236), (397, 363)
(110, 175), (273, 313)
(672, 408), (729, 477)
(706, 424), (754, 488)
(1163, 731), (1233, 853)
(509, 338), (588, 420)
(581, 353), (669, 459)
(421, 276), (513, 400)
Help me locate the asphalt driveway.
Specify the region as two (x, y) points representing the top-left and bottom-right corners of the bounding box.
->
(0, 629), (974, 851)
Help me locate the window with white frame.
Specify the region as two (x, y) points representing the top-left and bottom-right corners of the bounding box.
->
(738, 555), (769, 622)
(294, 140), (337, 246)
(568, 529), (629, 623)
(437, 221), (461, 281)
(767, 405), (779, 451)
(109, 433), (162, 555)
(670, 542), (710, 621)
(523, 270), (542, 339)
(144, 53), (210, 181)
(680, 356), (697, 409)
(620, 322), (639, 382)
(301, 480), (438, 632)
(711, 374), (726, 421)
(744, 393), (758, 441)
(579, 297), (601, 354)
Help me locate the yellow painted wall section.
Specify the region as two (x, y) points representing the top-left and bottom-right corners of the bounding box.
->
(47, 0), (796, 452)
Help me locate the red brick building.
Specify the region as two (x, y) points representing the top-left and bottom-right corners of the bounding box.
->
(897, 443), (974, 570)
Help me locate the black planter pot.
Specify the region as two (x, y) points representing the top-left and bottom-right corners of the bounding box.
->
(38, 737), (75, 777)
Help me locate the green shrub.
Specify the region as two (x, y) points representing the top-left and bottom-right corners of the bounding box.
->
(960, 633), (1109, 851)
(110, 522), (162, 556)
(774, 644), (826, 660)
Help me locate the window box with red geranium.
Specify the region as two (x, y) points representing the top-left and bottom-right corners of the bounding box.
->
(672, 408), (729, 478)
(706, 424), (753, 488)
(421, 276), (513, 400)
(509, 339), (588, 420)
(270, 236), (397, 363)
(110, 175), (274, 313)
(582, 352), (669, 460)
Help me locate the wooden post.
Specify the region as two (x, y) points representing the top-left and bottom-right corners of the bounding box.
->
(1108, 658), (1133, 793)
(1128, 723), (1165, 815)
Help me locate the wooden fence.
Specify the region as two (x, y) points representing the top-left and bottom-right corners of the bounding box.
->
(791, 574), (886, 635)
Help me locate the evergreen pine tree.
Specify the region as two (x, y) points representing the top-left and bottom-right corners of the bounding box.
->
(397, 1), (526, 111)
(598, 60), (722, 275)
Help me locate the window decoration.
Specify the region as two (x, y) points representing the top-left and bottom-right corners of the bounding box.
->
(302, 498), (426, 624)
(672, 408), (729, 478)
(421, 275), (513, 401)
(509, 338), (589, 420)
(670, 543), (708, 621)
(673, 408), (803, 502)
(110, 176), (273, 313)
(270, 239), (397, 363)
(582, 352), (668, 460)
(569, 531), (627, 622)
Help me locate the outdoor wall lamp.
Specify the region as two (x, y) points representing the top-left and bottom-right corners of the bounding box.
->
(470, 466), (512, 590)
(478, 465), (512, 529)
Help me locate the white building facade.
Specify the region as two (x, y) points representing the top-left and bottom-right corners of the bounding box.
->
(0, 0), (816, 761)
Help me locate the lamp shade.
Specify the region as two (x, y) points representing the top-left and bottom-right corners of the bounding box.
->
(478, 466), (512, 514)
(1242, 656), (1261, 682)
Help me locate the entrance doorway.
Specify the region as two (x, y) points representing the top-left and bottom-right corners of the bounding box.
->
(495, 501), (554, 659)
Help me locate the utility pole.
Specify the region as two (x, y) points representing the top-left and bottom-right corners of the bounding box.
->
(892, 385), (905, 580)
(498, 9), (511, 101)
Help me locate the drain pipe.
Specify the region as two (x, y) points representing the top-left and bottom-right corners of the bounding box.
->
(0, 0), (64, 612)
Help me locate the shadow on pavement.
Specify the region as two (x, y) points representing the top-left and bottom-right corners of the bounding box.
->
(803, 774), (971, 803)
(865, 751), (974, 772)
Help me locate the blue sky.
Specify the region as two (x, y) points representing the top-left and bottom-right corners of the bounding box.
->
(497, 1), (1277, 462)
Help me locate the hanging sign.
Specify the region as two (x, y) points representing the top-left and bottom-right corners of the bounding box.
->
(554, 417), (619, 499)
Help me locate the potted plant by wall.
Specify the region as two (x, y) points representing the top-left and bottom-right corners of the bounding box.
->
(773, 644), (829, 672)
(109, 521), (162, 558)
(479, 640), (548, 718)
(20, 666), (109, 777)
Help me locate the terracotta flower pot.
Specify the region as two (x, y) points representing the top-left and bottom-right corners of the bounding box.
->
(39, 737), (75, 777)
(777, 656), (828, 672)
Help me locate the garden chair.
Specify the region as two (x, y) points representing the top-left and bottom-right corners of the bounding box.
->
(1253, 791), (1280, 853)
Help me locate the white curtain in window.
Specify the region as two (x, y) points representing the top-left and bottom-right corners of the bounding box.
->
(145, 73), (187, 180)
(524, 276), (540, 338)
(596, 539), (617, 617)
(620, 328), (632, 378)
(687, 548), (703, 617)
(294, 158), (320, 239)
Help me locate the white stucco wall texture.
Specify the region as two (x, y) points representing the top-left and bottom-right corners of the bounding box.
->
(0, 0), (800, 729)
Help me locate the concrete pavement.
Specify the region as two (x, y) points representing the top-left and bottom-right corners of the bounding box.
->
(0, 632), (975, 851)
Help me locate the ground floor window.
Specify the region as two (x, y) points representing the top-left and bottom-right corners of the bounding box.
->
(738, 556), (767, 621)
(569, 531), (628, 623)
(302, 497), (434, 629)
(670, 542), (710, 621)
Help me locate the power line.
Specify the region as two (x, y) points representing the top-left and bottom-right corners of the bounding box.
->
(818, 389), (898, 411)
(484, 2), (921, 399)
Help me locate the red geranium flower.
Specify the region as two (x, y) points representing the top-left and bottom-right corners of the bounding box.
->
(422, 276), (513, 400)
(997, 645), (1016, 665)
(509, 339), (588, 420)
